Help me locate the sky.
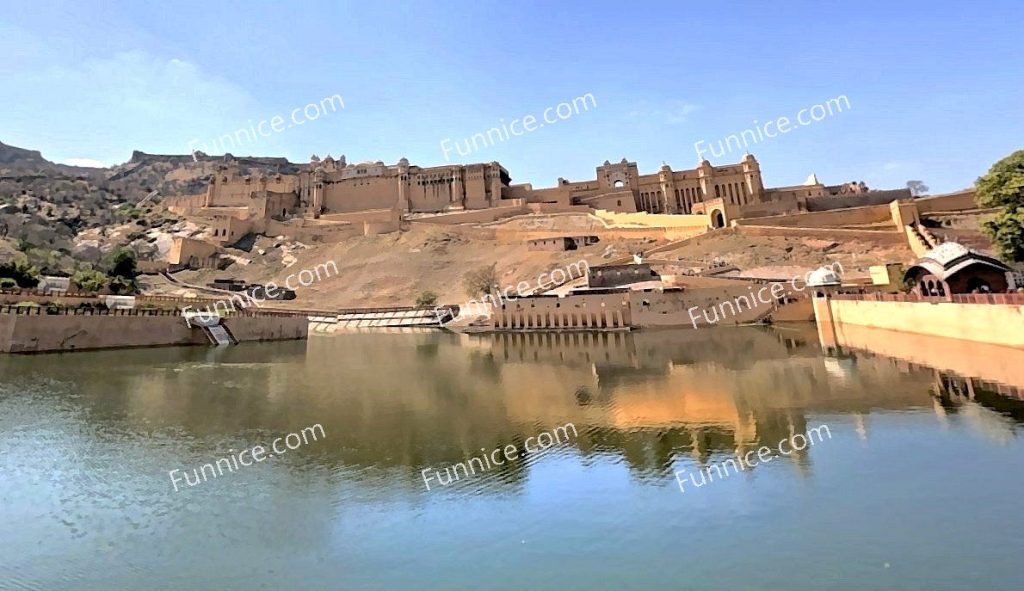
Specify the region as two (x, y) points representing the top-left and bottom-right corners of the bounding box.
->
(2, 0), (1022, 193)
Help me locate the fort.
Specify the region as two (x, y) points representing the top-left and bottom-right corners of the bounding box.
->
(162, 150), (912, 261)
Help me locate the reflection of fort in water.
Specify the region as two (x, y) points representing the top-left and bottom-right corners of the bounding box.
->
(466, 327), (938, 474)
(9, 324), (1023, 488)
(818, 322), (1024, 438)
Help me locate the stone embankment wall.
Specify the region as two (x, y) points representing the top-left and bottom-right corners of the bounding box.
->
(0, 308), (308, 353)
(813, 293), (1024, 348)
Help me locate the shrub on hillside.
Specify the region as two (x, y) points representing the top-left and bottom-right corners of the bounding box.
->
(0, 258), (40, 288)
(416, 291), (439, 307)
(462, 264), (497, 298)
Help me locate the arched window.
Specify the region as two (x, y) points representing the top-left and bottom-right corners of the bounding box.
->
(715, 185), (720, 198)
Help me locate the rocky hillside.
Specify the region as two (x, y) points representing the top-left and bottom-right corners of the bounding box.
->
(0, 141), (301, 276)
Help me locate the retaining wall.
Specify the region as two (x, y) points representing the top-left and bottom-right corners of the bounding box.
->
(813, 293), (1024, 348)
(0, 309), (308, 353)
(736, 225), (905, 243)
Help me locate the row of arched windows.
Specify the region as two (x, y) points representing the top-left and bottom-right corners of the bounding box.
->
(713, 182), (749, 205)
(639, 190), (662, 213)
(673, 187), (703, 213)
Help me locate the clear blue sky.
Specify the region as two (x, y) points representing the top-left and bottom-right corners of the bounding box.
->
(2, 0), (1022, 193)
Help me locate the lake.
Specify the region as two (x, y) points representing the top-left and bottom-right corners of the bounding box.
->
(2, 325), (1023, 590)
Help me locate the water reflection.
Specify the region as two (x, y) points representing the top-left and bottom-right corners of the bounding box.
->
(818, 322), (1024, 439)
(5, 327), (1024, 590)
(3, 325), (1023, 487)
(1, 326), (947, 483)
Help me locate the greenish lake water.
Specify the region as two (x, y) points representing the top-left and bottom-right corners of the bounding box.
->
(2, 326), (1022, 590)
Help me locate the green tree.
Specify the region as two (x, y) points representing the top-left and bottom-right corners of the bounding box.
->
(104, 247), (139, 294)
(72, 268), (109, 292)
(0, 258), (41, 288)
(462, 264), (497, 298)
(108, 275), (135, 295)
(415, 290), (439, 307)
(983, 208), (1024, 262)
(976, 149), (1024, 261)
(107, 247), (139, 279)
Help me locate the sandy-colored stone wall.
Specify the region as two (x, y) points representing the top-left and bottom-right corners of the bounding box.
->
(806, 189), (910, 211)
(0, 311), (308, 353)
(736, 224), (905, 243)
(319, 209), (397, 224)
(168, 237), (221, 268)
(263, 218), (362, 243)
(734, 203), (894, 228)
(409, 202), (529, 225)
(163, 194), (207, 216)
(527, 203), (593, 215)
(577, 190), (637, 212)
(814, 295), (1024, 347)
(492, 293), (631, 330)
(629, 285), (773, 328)
(594, 210), (709, 229)
(914, 190), (978, 214)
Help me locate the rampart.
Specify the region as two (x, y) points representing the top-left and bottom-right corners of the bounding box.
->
(813, 292), (1024, 348)
(0, 306), (308, 353)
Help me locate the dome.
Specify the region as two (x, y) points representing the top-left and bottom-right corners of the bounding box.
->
(803, 173), (821, 186)
(923, 242), (971, 266)
(807, 266), (842, 287)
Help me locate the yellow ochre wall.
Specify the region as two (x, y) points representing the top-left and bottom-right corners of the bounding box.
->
(814, 297), (1024, 348)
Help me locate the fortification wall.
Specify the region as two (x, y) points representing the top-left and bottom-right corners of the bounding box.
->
(733, 203), (894, 228)
(527, 203), (592, 215)
(915, 190), (978, 213)
(409, 202), (528, 225)
(263, 219), (362, 243)
(735, 200), (801, 219)
(319, 209), (397, 224)
(814, 295), (1024, 348)
(168, 237), (221, 267)
(593, 210), (709, 228)
(736, 225), (905, 243)
(163, 194), (207, 216)
(806, 189), (910, 212)
(322, 177), (401, 213)
(629, 284), (773, 328)
(0, 310), (308, 353)
(579, 191), (637, 212)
